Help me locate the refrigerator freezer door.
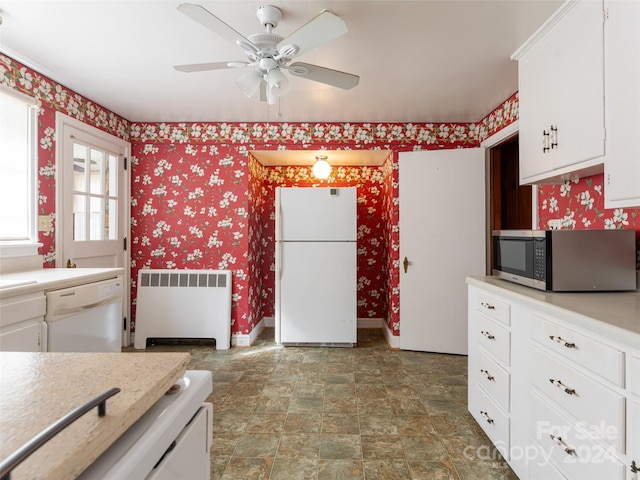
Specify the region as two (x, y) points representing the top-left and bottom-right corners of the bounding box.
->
(278, 241), (356, 344)
(276, 187), (356, 241)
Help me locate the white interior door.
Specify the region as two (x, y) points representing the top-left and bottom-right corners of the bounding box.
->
(56, 113), (130, 344)
(398, 148), (486, 354)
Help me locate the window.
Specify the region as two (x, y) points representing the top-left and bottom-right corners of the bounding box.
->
(71, 141), (119, 241)
(0, 86), (38, 254)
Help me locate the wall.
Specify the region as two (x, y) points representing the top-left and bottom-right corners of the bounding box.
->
(0, 55), (130, 266)
(11, 50), (635, 343)
(537, 174), (640, 268)
(129, 123), (488, 339)
(250, 160), (389, 321)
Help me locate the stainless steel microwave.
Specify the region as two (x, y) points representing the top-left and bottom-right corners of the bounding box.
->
(492, 229), (637, 291)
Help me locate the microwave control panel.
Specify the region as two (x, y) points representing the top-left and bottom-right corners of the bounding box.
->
(533, 239), (546, 281)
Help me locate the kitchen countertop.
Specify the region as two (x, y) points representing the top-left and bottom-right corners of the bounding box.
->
(467, 275), (640, 350)
(0, 351), (189, 479)
(0, 268), (124, 299)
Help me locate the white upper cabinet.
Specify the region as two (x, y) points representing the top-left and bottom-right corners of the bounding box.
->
(513, 0), (606, 184)
(603, 0), (640, 209)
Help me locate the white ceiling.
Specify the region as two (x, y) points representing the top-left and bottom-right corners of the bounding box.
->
(0, 0), (562, 124)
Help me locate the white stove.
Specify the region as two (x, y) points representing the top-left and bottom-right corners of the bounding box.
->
(78, 370), (212, 479)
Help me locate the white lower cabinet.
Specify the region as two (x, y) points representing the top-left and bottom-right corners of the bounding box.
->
(470, 385), (511, 456)
(530, 391), (625, 479)
(530, 345), (625, 452)
(529, 440), (568, 480)
(468, 282), (638, 480)
(0, 291), (46, 352)
(468, 288), (513, 462)
(630, 378), (640, 480)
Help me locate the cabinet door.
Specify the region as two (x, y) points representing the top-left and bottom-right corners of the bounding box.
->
(146, 405), (211, 480)
(0, 321), (44, 352)
(604, 0), (640, 209)
(550, 0), (605, 170)
(518, 34), (554, 182)
(517, 0), (605, 183)
(631, 400), (640, 480)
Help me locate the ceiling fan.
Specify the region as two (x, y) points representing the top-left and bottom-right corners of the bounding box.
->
(173, 3), (360, 104)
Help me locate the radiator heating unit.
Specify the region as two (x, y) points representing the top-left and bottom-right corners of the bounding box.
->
(134, 269), (232, 350)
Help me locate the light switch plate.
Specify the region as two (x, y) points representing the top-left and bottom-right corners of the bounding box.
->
(38, 215), (52, 232)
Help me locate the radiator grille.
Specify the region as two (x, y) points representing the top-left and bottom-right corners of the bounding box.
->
(134, 269), (231, 350)
(139, 272), (227, 288)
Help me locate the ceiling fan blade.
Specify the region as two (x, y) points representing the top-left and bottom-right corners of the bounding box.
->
(174, 62), (246, 73)
(288, 62), (359, 90)
(177, 3), (256, 49)
(278, 10), (348, 58)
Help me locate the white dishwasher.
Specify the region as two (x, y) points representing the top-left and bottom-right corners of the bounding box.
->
(45, 276), (123, 352)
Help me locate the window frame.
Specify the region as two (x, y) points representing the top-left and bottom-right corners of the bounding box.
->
(0, 86), (41, 258)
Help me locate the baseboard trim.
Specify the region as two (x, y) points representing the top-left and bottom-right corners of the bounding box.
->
(358, 318), (383, 328)
(262, 317), (384, 329)
(232, 318), (265, 347)
(382, 320), (400, 349)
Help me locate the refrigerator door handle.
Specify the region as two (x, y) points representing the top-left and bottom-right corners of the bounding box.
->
(278, 241), (282, 280)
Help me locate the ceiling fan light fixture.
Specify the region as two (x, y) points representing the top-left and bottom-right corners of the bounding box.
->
(235, 70), (263, 97)
(312, 155), (331, 179)
(268, 68), (291, 97)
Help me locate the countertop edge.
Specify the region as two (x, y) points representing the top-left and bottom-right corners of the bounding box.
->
(467, 275), (640, 351)
(0, 268), (124, 299)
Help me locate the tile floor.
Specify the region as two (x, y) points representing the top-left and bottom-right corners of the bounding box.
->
(138, 328), (518, 480)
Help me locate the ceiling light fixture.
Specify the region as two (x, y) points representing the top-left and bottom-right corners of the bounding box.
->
(174, 4), (360, 106)
(312, 155), (331, 179)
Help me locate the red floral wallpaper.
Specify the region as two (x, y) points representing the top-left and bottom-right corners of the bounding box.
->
(128, 125), (480, 338)
(5, 52), (637, 342)
(538, 174), (640, 268)
(0, 54), (130, 267)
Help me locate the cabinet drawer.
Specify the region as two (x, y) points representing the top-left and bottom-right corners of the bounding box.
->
(531, 314), (625, 387)
(528, 441), (568, 480)
(530, 392), (625, 480)
(0, 293), (46, 328)
(631, 400), (640, 473)
(476, 292), (510, 326)
(631, 355), (640, 398)
(476, 314), (510, 366)
(469, 383), (510, 458)
(475, 347), (510, 412)
(531, 346), (625, 452)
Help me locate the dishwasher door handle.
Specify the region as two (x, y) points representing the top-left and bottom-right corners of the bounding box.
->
(48, 297), (122, 320)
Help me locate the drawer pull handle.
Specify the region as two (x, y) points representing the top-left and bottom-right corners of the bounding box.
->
(549, 434), (576, 456)
(480, 410), (494, 425)
(481, 331), (495, 340)
(481, 302), (495, 310)
(549, 335), (576, 349)
(480, 369), (495, 381)
(631, 460), (638, 473)
(549, 378), (576, 395)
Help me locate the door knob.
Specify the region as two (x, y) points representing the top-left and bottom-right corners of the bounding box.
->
(403, 257), (409, 273)
(66, 259), (77, 268)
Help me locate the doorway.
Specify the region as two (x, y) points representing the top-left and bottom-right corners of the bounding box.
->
(489, 135), (533, 266)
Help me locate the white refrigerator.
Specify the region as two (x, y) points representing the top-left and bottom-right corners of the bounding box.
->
(275, 187), (357, 346)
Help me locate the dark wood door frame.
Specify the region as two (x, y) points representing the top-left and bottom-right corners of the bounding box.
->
(488, 133), (533, 268)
